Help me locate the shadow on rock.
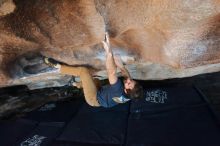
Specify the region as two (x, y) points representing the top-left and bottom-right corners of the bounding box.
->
(8, 52), (58, 79)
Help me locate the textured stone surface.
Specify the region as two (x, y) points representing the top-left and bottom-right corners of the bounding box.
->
(0, 85), (82, 118)
(0, 0), (219, 89)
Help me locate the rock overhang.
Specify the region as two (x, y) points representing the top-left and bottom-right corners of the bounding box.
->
(0, 0), (219, 89)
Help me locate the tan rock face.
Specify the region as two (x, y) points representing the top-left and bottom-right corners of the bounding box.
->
(0, 0), (219, 89)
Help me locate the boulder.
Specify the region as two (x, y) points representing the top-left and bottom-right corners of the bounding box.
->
(0, 0), (219, 89)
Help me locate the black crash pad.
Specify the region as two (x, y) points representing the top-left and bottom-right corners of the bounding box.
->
(57, 102), (130, 145)
(126, 86), (220, 146)
(130, 86), (205, 113)
(18, 122), (64, 146)
(1, 86), (220, 146)
(0, 119), (37, 146)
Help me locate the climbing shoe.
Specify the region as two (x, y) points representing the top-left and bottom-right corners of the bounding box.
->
(44, 57), (61, 69)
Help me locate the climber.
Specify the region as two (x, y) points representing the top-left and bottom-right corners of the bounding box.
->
(44, 33), (144, 107)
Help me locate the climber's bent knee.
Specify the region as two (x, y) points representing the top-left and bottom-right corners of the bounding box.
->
(85, 96), (100, 107)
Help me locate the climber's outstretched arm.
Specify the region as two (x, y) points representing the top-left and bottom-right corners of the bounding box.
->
(102, 33), (118, 85)
(114, 54), (131, 79)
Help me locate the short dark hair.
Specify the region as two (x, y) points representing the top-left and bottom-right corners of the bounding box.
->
(125, 81), (144, 100)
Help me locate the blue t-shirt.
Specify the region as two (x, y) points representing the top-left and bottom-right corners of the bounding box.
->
(97, 79), (130, 108)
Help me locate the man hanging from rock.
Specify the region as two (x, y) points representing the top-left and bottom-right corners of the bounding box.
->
(44, 33), (144, 107)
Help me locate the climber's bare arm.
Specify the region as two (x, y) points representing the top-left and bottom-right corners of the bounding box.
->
(114, 55), (131, 79)
(102, 33), (118, 85)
